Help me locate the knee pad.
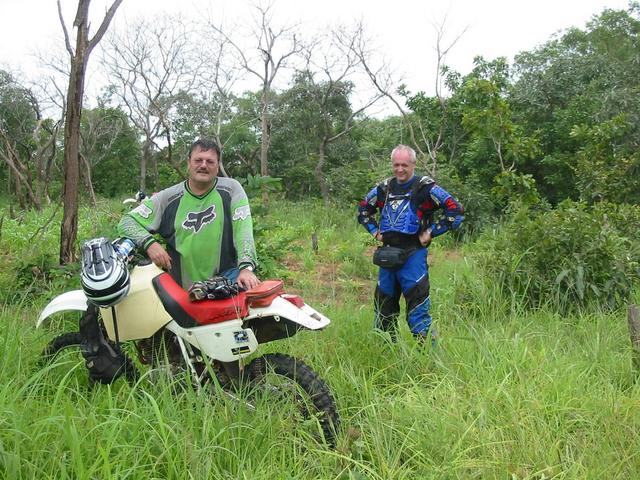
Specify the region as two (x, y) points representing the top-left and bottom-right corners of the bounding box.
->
(405, 276), (432, 335)
(405, 276), (430, 311)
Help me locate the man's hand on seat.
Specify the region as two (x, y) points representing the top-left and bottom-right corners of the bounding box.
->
(237, 268), (260, 290)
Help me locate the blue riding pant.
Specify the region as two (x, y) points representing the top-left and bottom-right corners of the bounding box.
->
(374, 248), (431, 336)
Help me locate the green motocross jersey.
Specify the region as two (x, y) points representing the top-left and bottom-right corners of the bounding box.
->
(117, 178), (257, 288)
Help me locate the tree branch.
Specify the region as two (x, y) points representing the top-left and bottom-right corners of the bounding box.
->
(88, 0), (124, 54)
(56, 0), (74, 56)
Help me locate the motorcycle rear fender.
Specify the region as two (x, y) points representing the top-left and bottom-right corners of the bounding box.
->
(37, 290), (88, 328)
(246, 296), (330, 330)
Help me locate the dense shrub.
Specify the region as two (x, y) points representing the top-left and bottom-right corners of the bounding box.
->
(472, 200), (640, 311)
(0, 200), (121, 304)
(434, 165), (497, 240)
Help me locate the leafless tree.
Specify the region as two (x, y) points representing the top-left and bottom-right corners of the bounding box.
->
(31, 44), (75, 203)
(207, 1), (303, 203)
(102, 14), (203, 190)
(301, 24), (384, 205)
(173, 33), (243, 177)
(79, 107), (130, 205)
(422, 14), (468, 172)
(348, 17), (466, 176)
(345, 21), (423, 152)
(57, 0), (122, 264)
(0, 77), (60, 211)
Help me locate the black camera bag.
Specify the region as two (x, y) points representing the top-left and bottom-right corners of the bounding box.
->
(372, 246), (413, 269)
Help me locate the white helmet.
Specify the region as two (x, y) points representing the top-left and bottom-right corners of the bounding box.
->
(80, 238), (130, 307)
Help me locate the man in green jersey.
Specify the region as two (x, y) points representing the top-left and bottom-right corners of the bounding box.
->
(117, 139), (260, 290)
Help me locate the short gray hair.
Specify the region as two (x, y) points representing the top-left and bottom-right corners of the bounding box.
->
(391, 144), (416, 163)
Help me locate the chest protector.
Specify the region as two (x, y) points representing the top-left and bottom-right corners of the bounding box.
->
(379, 179), (422, 235)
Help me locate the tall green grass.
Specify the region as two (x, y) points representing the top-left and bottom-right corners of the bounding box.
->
(1, 200), (639, 478)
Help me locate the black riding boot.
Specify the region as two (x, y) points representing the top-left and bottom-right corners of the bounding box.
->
(374, 286), (400, 341)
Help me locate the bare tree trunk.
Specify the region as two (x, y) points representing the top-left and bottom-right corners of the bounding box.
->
(0, 132), (40, 209)
(140, 141), (149, 192)
(58, 0), (122, 264)
(34, 137), (46, 209)
(59, 17), (88, 264)
(14, 174), (26, 210)
(44, 144), (57, 204)
(151, 155), (158, 188)
(80, 153), (97, 206)
(163, 130), (186, 181)
(316, 139), (330, 207)
(260, 107), (269, 175)
(35, 115), (61, 209)
(260, 88), (270, 206)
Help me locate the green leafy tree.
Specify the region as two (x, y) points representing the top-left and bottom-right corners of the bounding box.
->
(169, 90), (262, 181)
(270, 71), (361, 201)
(511, 4), (640, 203)
(570, 114), (640, 204)
(81, 107), (140, 198)
(452, 57), (540, 186)
(332, 116), (407, 202)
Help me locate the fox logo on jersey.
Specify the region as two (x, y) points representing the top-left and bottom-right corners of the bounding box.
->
(131, 203), (152, 219)
(232, 205), (250, 221)
(182, 206), (216, 233)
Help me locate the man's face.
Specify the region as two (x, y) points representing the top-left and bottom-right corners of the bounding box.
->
(391, 150), (416, 183)
(188, 147), (219, 185)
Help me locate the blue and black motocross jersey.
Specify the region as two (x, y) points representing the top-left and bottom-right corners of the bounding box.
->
(357, 174), (464, 248)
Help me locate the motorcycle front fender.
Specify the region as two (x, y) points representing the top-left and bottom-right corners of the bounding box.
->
(37, 290), (88, 328)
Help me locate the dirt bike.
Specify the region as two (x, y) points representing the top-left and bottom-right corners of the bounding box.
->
(122, 190), (147, 206)
(37, 238), (340, 445)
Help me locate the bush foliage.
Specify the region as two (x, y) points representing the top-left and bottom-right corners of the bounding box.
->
(472, 200), (640, 311)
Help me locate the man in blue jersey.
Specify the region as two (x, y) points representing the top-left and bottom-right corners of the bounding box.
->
(357, 145), (464, 342)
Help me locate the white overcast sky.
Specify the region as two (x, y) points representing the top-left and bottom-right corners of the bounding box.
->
(0, 0), (633, 103)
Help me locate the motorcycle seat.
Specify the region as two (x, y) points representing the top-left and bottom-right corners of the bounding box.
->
(245, 280), (284, 307)
(152, 273), (249, 328)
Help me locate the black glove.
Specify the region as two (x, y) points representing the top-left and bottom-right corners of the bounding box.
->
(188, 276), (241, 301)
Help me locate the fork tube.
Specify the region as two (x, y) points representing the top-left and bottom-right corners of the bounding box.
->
(174, 336), (202, 389)
(111, 306), (120, 347)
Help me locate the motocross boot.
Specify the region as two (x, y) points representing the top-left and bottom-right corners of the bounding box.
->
(374, 286), (400, 341)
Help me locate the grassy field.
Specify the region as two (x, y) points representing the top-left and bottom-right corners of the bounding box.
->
(0, 200), (639, 479)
